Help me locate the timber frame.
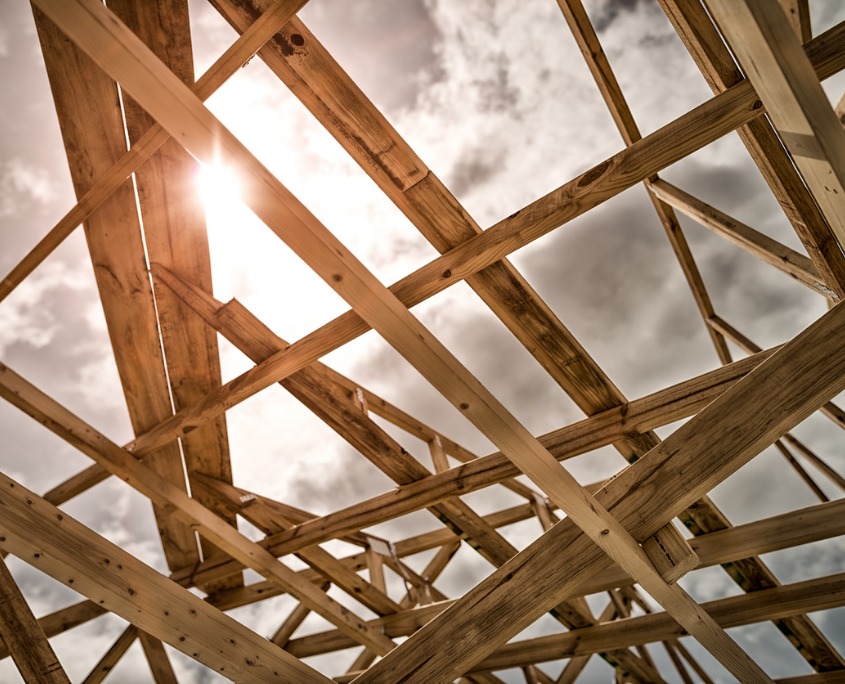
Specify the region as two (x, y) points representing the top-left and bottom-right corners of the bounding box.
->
(2, 0), (845, 681)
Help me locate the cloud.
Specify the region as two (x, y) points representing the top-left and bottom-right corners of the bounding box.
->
(0, 158), (53, 218)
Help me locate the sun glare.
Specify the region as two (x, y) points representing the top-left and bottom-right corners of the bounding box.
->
(197, 160), (244, 223)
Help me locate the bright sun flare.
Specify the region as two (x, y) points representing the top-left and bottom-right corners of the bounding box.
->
(196, 161), (247, 234)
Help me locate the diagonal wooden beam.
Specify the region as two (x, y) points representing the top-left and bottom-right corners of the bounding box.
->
(193, 474), (402, 616)
(171, 349), (775, 573)
(35, 19), (845, 490)
(106, 0), (237, 594)
(0, 363), (395, 656)
(17, 490), (845, 656)
(32, 4), (200, 577)
(28, 3), (745, 659)
(649, 179), (824, 294)
(556, 0), (731, 363)
(0, 555), (69, 683)
(659, 0), (845, 298)
(705, 0), (845, 255)
(0, 0), (308, 305)
(138, 631), (178, 684)
(158, 268), (659, 679)
(468, 570), (845, 672)
(353, 293), (845, 681)
(210, 0), (659, 467)
(0, 472), (331, 683)
(81, 625), (137, 684)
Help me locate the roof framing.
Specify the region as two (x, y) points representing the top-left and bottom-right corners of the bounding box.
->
(1, 0), (845, 681)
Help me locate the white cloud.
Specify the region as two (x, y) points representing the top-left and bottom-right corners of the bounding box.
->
(0, 261), (87, 356)
(0, 158), (53, 218)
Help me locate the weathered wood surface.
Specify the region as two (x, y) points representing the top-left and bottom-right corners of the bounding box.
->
(0, 361), (396, 655)
(0, 555), (69, 683)
(31, 5), (200, 574)
(0, 469), (331, 682)
(355, 297), (845, 681)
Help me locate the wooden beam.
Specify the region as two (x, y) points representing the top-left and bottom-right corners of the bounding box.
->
(659, 0), (845, 298)
(138, 631), (178, 684)
(649, 179), (824, 294)
(159, 271), (657, 679)
(0, 362), (395, 655)
(193, 474), (402, 616)
(211, 0), (659, 471)
(780, 0), (811, 43)
(106, 0), (237, 593)
(469, 571), (845, 672)
(706, 0), (845, 251)
(0, 0), (308, 305)
(48, 20), (844, 475)
(171, 349), (775, 573)
(354, 293), (845, 681)
(81, 625), (137, 684)
(32, 4), (199, 575)
(18, 492), (845, 662)
(0, 472), (331, 682)
(556, 0), (731, 363)
(0, 555), (69, 683)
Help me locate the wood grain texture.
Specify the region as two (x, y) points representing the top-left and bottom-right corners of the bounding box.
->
(0, 555), (69, 683)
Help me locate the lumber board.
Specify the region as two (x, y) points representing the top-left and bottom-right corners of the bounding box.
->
(0, 555), (69, 683)
(706, 0), (845, 253)
(469, 571), (845, 672)
(138, 631), (178, 684)
(81, 626), (137, 684)
(31, 5), (200, 574)
(0, 0), (307, 306)
(0, 361), (396, 655)
(44, 20), (842, 480)
(649, 179), (822, 292)
(354, 295), (845, 681)
(106, 0), (238, 592)
(0, 471), (331, 683)
(556, 0), (731, 363)
(659, 0), (845, 297)
(160, 273), (656, 675)
(20, 490), (845, 653)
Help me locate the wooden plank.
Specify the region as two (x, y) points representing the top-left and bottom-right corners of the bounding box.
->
(780, 0), (811, 43)
(42, 339), (774, 522)
(709, 314), (845, 440)
(659, 0), (845, 297)
(287, 567), (845, 662)
(649, 179), (824, 294)
(354, 293), (845, 681)
(138, 631), (178, 684)
(0, 0), (307, 306)
(25, 12), (734, 654)
(106, 0), (237, 592)
(51, 21), (844, 473)
(0, 361), (396, 656)
(555, 0), (731, 363)
(171, 349), (775, 570)
(22, 492), (845, 657)
(192, 474), (402, 616)
(471, 571), (845, 673)
(159, 275), (656, 676)
(0, 472), (332, 683)
(31, 6), (199, 575)
(706, 0), (845, 250)
(81, 626), (137, 684)
(0, 555), (69, 683)
(0, 600), (108, 661)
(211, 0), (656, 447)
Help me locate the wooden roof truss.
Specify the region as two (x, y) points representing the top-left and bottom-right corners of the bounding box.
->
(2, 0), (845, 680)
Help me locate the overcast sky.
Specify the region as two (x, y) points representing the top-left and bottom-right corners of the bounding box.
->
(2, 1), (845, 682)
